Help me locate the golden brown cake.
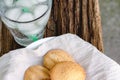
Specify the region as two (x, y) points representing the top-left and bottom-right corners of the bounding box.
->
(43, 49), (75, 69)
(50, 61), (86, 80)
(24, 65), (50, 80)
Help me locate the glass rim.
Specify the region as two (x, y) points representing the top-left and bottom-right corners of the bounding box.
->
(4, 8), (49, 23)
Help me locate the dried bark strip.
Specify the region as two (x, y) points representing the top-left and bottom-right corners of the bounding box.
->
(60, 1), (67, 34)
(82, 0), (89, 41)
(74, 0), (80, 34)
(93, 0), (104, 51)
(68, 0), (75, 33)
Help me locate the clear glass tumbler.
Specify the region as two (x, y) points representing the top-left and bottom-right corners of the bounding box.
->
(0, 0), (52, 46)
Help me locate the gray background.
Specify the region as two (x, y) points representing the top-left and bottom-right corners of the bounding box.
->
(99, 0), (120, 64)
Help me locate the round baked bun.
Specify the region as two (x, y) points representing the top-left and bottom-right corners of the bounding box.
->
(24, 65), (50, 80)
(43, 49), (75, 69)
(50, 61), (86, 80)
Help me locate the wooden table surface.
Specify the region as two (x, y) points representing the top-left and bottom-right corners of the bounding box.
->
(0, 0), (104, 56)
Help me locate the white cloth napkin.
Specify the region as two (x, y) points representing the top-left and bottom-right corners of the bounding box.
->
(0, 33), (120, 80)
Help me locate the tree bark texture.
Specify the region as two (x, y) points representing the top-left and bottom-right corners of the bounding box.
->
(45, 0), (104, 52)
(0, 0), (104, 56)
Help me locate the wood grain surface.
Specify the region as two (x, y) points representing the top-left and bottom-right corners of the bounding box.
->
(0, 0), (104, 56)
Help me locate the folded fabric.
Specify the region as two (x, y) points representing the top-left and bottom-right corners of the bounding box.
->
(0, 33), (120, 80)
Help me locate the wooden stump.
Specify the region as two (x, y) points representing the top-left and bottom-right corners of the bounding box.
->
(0, 0), (104, 56)
(45, 0), (104, 52)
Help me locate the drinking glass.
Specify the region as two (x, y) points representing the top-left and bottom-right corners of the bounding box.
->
(0, 0), (52, 46)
